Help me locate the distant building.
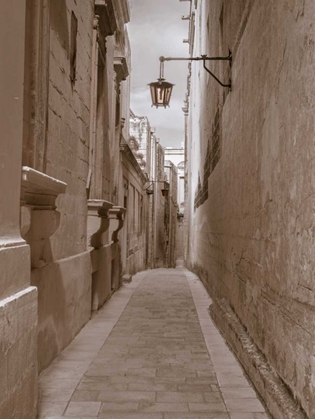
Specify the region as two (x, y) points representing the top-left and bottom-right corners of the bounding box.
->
(164, 146), (185, 215)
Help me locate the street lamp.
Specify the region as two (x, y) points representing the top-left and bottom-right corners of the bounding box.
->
(149, 53), (232, 108)
(148, 60), (174, 108)
(161, 181), (169, 197)
(145, 180), (169, 197)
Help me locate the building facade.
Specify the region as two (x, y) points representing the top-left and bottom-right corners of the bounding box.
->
(0, 0), (148, 417)
(1, 0), (181, 416)
(185, 0), (315, 418)
(164, 147), (186, 264)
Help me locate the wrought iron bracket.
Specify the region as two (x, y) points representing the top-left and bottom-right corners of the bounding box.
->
(159, 51), (232, 90)
(201, 52), (232, 89)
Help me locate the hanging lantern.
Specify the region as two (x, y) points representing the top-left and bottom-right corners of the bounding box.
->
(149, 57), (174, 108)
(149, 79), (174, 108)
(161, 181), (169, 197)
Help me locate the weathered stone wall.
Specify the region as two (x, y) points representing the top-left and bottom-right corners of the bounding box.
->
(187, 0), (315, 417)
(121, 144), (147, 275)
(154, 143), (167, 268)
(33, 252), (91, 372)
(0, 2), (38, 417)
(164, 161), (178, 268)
(30, 0), (94, 372)
(46, 0), (93, 258)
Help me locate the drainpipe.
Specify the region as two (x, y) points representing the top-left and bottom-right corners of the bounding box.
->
(87, 15), (99, 192)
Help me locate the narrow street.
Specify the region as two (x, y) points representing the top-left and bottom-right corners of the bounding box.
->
(38, 269), (267, 419)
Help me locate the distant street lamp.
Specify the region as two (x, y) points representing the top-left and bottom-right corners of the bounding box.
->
(149, 53), (232, 108)
(145, 180), (169, 197)
(161, 181), (170, 197)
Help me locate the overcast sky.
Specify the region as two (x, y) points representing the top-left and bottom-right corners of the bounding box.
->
(128, 0), (190, 148)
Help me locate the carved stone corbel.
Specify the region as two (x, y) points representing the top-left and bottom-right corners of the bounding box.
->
(20, 166), (67, 268)
(88, 199), (113, 249)
(108, 206), (126, 243)
(114, 56), (129, 83)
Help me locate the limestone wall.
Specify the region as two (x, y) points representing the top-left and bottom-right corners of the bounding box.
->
(186, 0), (315, 417)
(121, 143), (147, 275)
(0, 1), (38, 417)
(27, 0), (94, 373)
(45, 0), (93, 258)
(32, 252), (91, 372)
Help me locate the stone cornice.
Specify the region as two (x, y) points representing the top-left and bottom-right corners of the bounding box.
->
(95, 0), (118, 38)
(87, 199), (114, 249)
(120, 140), (147, 184)
(21, 166), (67, 208)
(108, 206), (127, 243)
(114, 56), (129, 82)
(20, 166), (67, 268)
(114, 0), (130, 24)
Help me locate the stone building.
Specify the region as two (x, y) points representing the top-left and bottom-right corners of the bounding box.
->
(129, 111), (152, 176)
(129, 113), (179, 269)
(164, 161), (178, 268)
(164, 147), (186, 264)
(0, 0), (149, 417)
(185, 0), (315, 418)
(164, 146), (185, 214)
(120, 137), (148, 275)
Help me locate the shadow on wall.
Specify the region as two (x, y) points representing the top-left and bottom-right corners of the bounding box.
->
(31, 249), (91, 373)
(50, 0), (70, 54)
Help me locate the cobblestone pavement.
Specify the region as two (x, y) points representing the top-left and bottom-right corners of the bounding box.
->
(38, 269), (269, 419)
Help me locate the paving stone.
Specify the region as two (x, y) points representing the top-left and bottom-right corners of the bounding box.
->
(229, 413), (269, 419)
(221, 387), (258, 399)
(98, 413), (163, 419)
(178, 384), (217, 392)
(218, 374), (251, 387)
(77, 379), (128, 392)
(71, 390), (100, 402)
(97, 390), (155, 403)
(156, 391), (204, 403)
(225, 398), (266, 412)
(186, 376), (219, 385)
(165, 413), (230, 419)
(156, 367), (197, 378)
(37, 402), (68, 418)
(99, 402), (139, 412)
(139, 402), (189, 412)
(204, 392), (225, 403)
(39, 377), (81, 389)
(154, 377), (186, 384)
(64, 402), (101, 418)
(128, 382), (178, 392)
(188, 402), (228, 412)
(126, 368), (157, 377)
(39, 387), (75, 402)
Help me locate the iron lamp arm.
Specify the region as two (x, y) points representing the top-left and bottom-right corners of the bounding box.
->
(159, 53), (232, 89)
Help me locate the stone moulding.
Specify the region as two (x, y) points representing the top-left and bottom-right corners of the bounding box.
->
(87, 199), (113, 249)
(20, 166), (67, 268)
(108, 206), (126, 243)
(95, 0), (118, 38)
(114, 56), (129, 82)
(120, 139), (147, 184)
(21, 166), (67, 209)
(209, 298), (306, 419)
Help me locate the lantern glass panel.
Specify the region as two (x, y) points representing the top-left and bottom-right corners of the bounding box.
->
(156, 86), (165, 105)
(150, 84), (157, 104)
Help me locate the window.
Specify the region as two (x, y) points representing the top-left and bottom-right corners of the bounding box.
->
(70, 12), (78, 83)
